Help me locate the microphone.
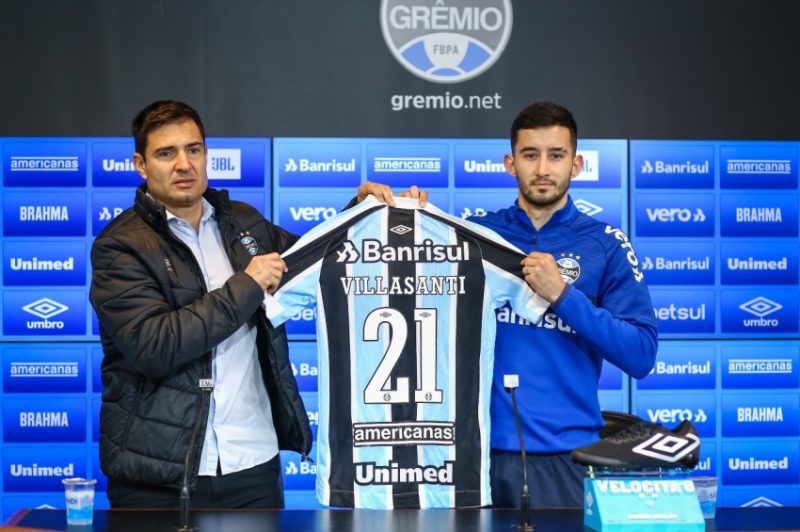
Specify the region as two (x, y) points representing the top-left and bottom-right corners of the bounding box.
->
(176, 443), (197, 532)
(504, 374), (534, 531)
(178, 478), (194, 532)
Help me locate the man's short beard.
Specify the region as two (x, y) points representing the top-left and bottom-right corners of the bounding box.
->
(520, 186), (568, 209)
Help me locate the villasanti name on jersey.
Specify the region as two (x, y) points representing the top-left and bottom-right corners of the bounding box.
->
(340, 275), (466, 296)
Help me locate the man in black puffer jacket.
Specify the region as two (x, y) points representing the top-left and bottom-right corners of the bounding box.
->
(90, 100), (315, 509)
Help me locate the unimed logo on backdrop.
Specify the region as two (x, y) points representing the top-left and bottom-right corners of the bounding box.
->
(380, 0), (513, 83)
(3, 241), (86, 286)
(4, 447), (87, 492)
(722, 441), (799, 486)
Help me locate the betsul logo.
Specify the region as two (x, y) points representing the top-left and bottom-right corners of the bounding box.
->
(380, 0), (513, 83)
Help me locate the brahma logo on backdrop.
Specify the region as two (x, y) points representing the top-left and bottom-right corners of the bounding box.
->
(380, 0), (513, 84)
(721, 394), (799, 438)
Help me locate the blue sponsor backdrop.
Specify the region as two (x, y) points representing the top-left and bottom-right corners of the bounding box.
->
(91, 140), (139, 187)
(637, 240), (715, 285)
(721, 393), (800, 437)
(649, 288), (716, 334)
(720, 289), (799, 334)
(720, 240), (799, 285)
(634, 193), (715, 237)
(721, 441), (800, 486)
(3, 141), (87, 188)
(0, 137), (798, 514)
(2, 346), (86, 393)
(721, 344), (799, 390)
(636, 343), (716, 390)
(719, 143), (798, 189)
(634, 392), (717, 437)
(720, 193), (799, 237)
(632, 142), (715, 189)
(3, 446), (88, 492)
(2, 241), (86, 286)
(366, 141), (449, 187)
(275, 139), (361, 188)
(3, 192), (87, 237)
(3, 397), (86, 442)
(3, 290), (87, 337)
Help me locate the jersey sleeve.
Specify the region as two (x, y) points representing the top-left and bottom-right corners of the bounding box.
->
(484, 259), (549, 324)
(265, 196), (385, 326)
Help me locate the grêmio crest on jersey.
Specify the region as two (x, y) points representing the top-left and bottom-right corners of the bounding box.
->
(557, 252), (582, 285)
(265, 196), (547, 509)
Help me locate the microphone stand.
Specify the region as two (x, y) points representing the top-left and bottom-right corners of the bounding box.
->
(178, 479), (194, 532)
(505, 375), (534, 531)
(176, 383), (211, 532)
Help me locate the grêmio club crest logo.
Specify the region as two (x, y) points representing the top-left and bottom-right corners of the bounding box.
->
(380, 0), (513, 84)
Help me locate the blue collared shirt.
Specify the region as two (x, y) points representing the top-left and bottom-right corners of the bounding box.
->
(166, 198), (279, 476)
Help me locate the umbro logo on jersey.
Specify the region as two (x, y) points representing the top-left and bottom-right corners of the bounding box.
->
(390, 224), (413, 235)
(631, 432), (699, 463)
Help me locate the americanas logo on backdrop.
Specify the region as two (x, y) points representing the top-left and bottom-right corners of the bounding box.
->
(380, 0), (513, 83)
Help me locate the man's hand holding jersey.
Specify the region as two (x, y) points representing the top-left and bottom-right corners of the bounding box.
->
(521, 252), (567, 303)
(245, 252), (288, 294)
(356, 181), (428, 207)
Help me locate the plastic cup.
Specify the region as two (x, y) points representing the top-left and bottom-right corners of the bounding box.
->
(692, 476), (718, 519)
(62, 477), (97, 526)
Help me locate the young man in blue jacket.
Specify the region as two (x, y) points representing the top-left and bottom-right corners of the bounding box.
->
(471, 102), (658, 508)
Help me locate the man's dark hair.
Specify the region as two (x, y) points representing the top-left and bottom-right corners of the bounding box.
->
(510, 101), (578, 153)
(131, 100), (206, 156)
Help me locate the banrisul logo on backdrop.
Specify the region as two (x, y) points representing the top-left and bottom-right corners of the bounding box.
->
(380, 0), (513, 83)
